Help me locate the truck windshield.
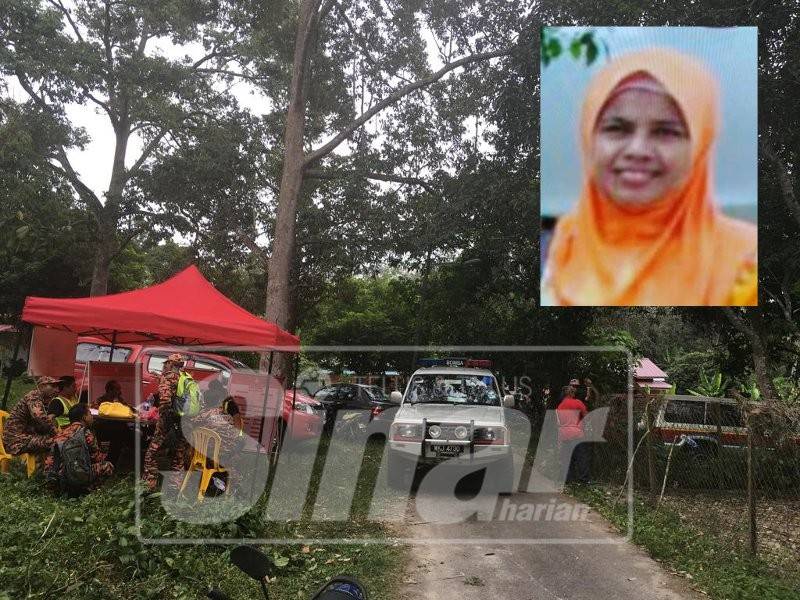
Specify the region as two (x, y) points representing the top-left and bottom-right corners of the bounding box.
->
(407, 374), (500, 406)
(75, 343), (132, 363)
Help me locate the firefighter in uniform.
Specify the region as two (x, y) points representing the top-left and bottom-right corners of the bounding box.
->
(45, 403), (114, 489)
(142, 353), (189, 491)
(2, 375), (59, 456)
(192, 397), (245, 494)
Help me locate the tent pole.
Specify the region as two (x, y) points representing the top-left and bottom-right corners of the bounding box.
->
(291, 354), (299, 412)
(1, 325), (24, 410)
(108, 331), (117, 363)
(256, 351), (275, 455)
(251, 351), (274, 501)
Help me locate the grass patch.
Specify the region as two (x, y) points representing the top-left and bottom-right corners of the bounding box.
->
(1, 375), (35, 411)
(1, 433), (408, 599)
(569, 485), (800, 600)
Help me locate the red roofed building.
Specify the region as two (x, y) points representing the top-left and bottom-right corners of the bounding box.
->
(635, 358), (671, 393)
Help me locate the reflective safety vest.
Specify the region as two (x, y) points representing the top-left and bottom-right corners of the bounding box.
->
(173, 371), (201, 417)
(54, 395), (77, 428)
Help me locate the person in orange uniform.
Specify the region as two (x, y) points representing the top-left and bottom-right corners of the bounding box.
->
(142, 353), (187, 491)
(3, 375), (58, 456)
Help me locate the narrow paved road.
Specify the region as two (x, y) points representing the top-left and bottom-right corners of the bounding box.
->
(394, 488), (703, 600)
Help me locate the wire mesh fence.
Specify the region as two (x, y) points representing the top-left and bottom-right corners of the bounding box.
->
(591, 393), (800, 578)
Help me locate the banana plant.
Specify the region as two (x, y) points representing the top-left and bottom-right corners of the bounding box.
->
(738, 380), (761, 401)
(688, 371), (727, 397)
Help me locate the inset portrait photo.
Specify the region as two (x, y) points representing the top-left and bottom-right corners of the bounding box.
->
(540, 27), (757, 306)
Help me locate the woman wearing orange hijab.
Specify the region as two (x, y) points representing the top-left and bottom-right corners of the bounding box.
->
(542, 48), (757, 306)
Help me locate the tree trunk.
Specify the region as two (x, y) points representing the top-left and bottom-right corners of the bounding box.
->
(89, 121), (130, 296)
(265, 0), (318, 331)
(723, 308), (775, 400)
(89, 228), (114, 296)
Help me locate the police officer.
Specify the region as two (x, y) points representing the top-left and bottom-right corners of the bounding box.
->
(2, 375), (59, 456)
(142, 353), (189, 492)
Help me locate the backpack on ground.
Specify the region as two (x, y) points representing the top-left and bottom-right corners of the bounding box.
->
(173, 371), (201, 417)
(48, 427), (94, 493)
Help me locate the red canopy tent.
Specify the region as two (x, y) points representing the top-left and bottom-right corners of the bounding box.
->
(21, 265), (298, 457)
(22, 265), (298, 350)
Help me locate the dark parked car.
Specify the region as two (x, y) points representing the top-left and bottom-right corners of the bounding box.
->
(313, 383), (396, 436)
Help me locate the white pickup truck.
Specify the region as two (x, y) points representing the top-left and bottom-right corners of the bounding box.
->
(386, 360), (515, 493)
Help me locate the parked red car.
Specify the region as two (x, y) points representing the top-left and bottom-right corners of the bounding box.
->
(281, 389), (326, 442)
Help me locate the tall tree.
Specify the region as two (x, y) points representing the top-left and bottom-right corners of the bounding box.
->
(0, 0), (250, 295)
(259, 0), (527, 333)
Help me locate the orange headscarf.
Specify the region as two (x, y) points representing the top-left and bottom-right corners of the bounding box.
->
(544, 48), (756, 306)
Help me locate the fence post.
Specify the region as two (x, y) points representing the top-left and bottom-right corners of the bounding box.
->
(645, 399), (657, 495)
(746, 411), (757, 556)
(712, 399), (723, 489)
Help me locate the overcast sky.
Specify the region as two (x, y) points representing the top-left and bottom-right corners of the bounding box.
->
(4, 12), (460, 204)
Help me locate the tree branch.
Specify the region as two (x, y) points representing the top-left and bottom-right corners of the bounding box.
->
(14, 71), (50, 112)
(83, 90), (116, 124)
(304, 47), (511, 166)
(48, 151), (103, 215)
(236, 230), (270, 264)
(134, 18), (150, 59)
(195, 67), (269, 83)
(102, 1), (115, 103)
(318, 0), (338, 19)
(191, 48), (221, 71)
(305, 168), (435, 193)
(126, 129), (168, 178)
(47, 0), (84, 43)
(109, 225), (148, 260)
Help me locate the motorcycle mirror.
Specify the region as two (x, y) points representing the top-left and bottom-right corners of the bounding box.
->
(230, 545), (273, 581)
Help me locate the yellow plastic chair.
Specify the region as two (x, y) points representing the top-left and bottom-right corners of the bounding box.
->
(179, 427), (228, 501)
(0, 410), (12, 474)
(20, 453), (39, 477)
(0, 411), (39, 477)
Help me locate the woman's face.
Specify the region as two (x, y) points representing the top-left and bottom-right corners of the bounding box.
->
(591, 86), (692, 205)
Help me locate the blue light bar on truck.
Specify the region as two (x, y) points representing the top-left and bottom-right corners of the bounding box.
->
(416, 358), (493, 369)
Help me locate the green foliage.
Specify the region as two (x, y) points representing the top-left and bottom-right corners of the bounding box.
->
(689, 371), (728, 398)
(771, 376), (800, 405)
(0, 100), (95, 318)
(664, 348), (726, 395)
(0, 438), (407, 599)
(541, 27), (604, 67)
(302, 275), (419, 372)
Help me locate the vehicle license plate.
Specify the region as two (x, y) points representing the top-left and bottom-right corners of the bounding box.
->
(431, 444), (464, 457)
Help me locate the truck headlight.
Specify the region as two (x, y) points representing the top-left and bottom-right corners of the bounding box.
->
(428, 425), (442, 439)
(454, 426), (468, 440)
(391, 423), (422, 440)
(475, 426), (506, 445)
